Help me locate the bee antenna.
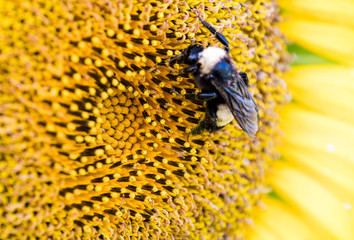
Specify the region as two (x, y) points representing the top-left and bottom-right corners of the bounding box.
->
(195, 11), (230, 52)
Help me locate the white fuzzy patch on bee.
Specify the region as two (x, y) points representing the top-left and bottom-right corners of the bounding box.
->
(198, 47), (227, 74)
(216, 104), (234, 127)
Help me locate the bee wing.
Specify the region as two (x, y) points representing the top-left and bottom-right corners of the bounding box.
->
(211, 78), (259, 138)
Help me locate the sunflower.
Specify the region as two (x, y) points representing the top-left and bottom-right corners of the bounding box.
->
(0, 0), (325, 239)
(250, 0), (354, 239)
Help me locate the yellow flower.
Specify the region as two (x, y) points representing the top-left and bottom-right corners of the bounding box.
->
(0, 0), (290, 239)
(250, 0), (354, 239)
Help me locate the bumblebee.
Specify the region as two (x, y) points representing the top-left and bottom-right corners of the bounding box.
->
(169, 12), (259, 138)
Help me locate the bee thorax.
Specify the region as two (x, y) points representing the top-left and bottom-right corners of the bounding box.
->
(198, 47), (227, 75)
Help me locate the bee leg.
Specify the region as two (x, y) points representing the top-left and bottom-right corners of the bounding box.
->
(196, 12), (230, 52)
(191, 92), (217, 101)
(190, 115), (220, 135)
(170, 65), (198, 74)
(171, 88), (217, 101)
(239, 72), (249, 86)
(168, 50), (188, 66)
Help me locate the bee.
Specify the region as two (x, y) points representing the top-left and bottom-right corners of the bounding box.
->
(169, 12), (259, 138)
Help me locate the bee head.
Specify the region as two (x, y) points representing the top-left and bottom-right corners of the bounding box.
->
(185, 44), (204, 65)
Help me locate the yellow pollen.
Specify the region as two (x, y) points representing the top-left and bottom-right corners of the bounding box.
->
(133, 29), (140, 36)
(123, 24), (131, 31)
(150, 24), (157, 31)
(79, 168), (86, 175)
(87, 166), (95, 172)
(134, 56), (141, 62)
(95, 59), (103, 67)
(117, 33), (124, 40)
(106, 29), (115, 37)
(151, 40), (159, 46)
(91, 36), (100, 45)
(71, 54), (79, 63)
(106, 70), (114, 77)
(83, 225), (91, 233)
(78, 41), (86, 48)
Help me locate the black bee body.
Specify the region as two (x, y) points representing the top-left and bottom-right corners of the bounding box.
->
(169, 13), (259, 138)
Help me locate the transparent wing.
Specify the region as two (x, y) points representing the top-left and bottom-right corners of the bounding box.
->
(211, 77), (259, 137)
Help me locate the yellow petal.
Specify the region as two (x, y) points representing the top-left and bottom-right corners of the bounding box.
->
(270, 161), (354, 240)
(278, 0), (354, 27)
(286, 65), (354, 125)
(280, 105), (354, 161)
(280, 16), (354, 66)
(281, 146), (354, 202)
(250, 197), (330, 240)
